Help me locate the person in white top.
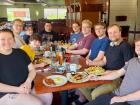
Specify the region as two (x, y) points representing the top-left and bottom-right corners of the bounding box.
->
(12, 19), (26, 48)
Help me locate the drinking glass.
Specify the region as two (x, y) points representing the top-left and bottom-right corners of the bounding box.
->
(69, 55), (80, 72)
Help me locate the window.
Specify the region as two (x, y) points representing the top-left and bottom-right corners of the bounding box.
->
(7, 8), (30, 21)
(44, 8), (66, 19)
(58, 8), (67, 19)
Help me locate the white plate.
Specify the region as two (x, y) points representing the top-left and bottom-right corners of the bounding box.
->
(66, 72), (89, 83)
(43, 75), (67, 87)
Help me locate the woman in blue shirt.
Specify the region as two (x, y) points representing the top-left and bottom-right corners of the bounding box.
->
(69, 22), (82, 44)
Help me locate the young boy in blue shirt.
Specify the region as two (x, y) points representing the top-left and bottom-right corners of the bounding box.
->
(86, 22), (110, 64)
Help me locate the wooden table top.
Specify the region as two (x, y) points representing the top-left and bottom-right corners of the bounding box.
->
(34, 56), (112, 94)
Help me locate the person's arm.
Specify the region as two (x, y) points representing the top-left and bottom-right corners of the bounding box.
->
(34, 62), (47, 68)
(67, 48), (89, 55)
(0, 63), (36, 94)
(20, 63), (36, 94)
(0, 82), (29, 94)
(93, 38), (110, 61)
(86, 50), (91, 59)
(0, 83), (20, 93)
(67, 43), (77, 50)
(111, 90), (140, 104)
(25, 63), (36, 83)
(93, 51), (105, 61)
(94, 68), (126, 80)
(88, 56), (107, 67)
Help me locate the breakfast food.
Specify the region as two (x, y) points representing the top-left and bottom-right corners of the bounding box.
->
(53, 77), (64, 83)
(45, 78), (56, 86)
(43, 75), (67, 87)
(61, 43), (72, 49)
(70, 72), (88, 83)
(33, 58), (51, 65)
(85, 66), (105, 75)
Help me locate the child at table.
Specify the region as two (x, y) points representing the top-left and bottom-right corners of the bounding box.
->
(28, 35), (48, 68)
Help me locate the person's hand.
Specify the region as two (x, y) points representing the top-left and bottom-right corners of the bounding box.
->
(110, 96), (126, 104)
(102, 70), (113, 76)
(16, 85), (27, 94)
(86, 59), (89, 65)
(66, 49), (71, 53)
(16, 85), (30, 94)
(38, 62), (47, 68)
(86, 59), (93, 66)
(88, 74), (99, 81)
(17, 80), (32, 94)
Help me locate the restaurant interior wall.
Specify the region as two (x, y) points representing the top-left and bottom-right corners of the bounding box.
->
(0, 4), (68, 39)
(65, 0), (108, 27)
(135, 0), (140, 40)
(0, 4), (66, 21)
(109, 0), (140, 44)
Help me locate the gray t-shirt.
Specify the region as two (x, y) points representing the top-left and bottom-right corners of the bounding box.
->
(115, 57), (140, 105)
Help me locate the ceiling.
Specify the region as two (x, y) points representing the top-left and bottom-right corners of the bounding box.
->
(0, 0), (65, 6)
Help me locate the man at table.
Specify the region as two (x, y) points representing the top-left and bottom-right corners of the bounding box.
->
(12, 19), (26, 48)
(86, 22), (110, 62)
(39, 21), (59, 43)
(66, 19), (95, 57)
(85, 38), (140, 105)
(75, 22), (110, 104)
(79, 24), (133, 103)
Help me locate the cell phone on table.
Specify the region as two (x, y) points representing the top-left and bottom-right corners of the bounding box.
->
(53, 66), (65, 74)
(54, 69), (64, 74)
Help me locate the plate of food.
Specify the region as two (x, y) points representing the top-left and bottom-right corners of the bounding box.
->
(35, 51), (43, 56)
(84, 66), (105, 76)
(43, 75), (67, 87)
(66, 72), (89, 83)
(34, 58), (52, 65)
(61, 43), (72, 49)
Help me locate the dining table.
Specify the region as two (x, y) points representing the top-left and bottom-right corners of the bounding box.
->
(34, 55), (112, 94)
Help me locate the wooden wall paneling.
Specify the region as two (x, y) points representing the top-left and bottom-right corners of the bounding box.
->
(81, 0), (106, 4)
(81, 4), (103, 12)
(81, 12), (101, 24)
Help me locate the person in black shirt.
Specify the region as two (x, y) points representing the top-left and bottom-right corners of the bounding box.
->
(0, 29), (52, 105)
(90, 24), (133, 69)
(39, 22), (59, 43)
